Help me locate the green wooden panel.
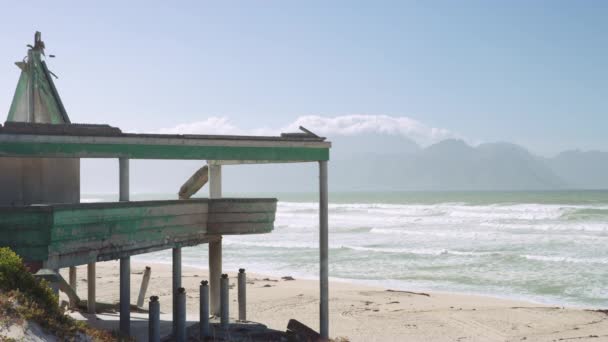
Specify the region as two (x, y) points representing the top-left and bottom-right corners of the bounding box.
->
(0, 141), (330, 161)
(0, 198), (276, 265)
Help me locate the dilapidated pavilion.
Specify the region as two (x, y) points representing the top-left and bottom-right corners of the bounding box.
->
(0, 33), (331, 340)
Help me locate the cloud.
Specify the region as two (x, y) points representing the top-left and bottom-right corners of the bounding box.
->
(281, 115), (457, 146)
(157, 114), (459, 146)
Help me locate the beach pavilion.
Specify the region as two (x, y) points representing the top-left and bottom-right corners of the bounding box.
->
(0, 32), (331, 340)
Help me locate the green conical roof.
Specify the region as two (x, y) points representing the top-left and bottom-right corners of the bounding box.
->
(7, 32), (70, 124)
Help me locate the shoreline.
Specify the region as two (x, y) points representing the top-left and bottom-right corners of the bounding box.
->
(134, 256), (604, 311)
(61, 260), (608, 341)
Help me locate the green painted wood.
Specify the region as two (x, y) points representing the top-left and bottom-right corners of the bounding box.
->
(0, 141), (330, 161)
(0, 198), (276, 266)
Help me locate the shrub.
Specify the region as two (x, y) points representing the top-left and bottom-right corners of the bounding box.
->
(0, 248), (114, 341)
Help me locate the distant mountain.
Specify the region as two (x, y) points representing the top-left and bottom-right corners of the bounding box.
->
(329, 139), (565, 191)
(547, 150), (608, 189)
(81, 136), (608, 194)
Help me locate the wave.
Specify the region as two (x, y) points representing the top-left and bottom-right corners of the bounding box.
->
(523, 254), (608, 265)
(279, 201), (608, 222)
(561, 208), (608, 221)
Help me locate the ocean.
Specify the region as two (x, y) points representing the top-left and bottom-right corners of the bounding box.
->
(84, 190), (608, 308)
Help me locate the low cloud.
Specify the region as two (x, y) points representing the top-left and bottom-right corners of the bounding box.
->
(157, 114), (459, 146)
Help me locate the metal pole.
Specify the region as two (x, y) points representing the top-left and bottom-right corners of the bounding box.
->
(137, 266), (151, 307)
(319, 161), (329, 339)
(238, 268), (246, 321)
(87, 262), (96, 314)
(119, 157), (130, 337)
(200, 280), (210, 338)
(148, 296), (160, 342)
(119, 256), (130, 337)
(172, 247), (182, 336)
(176, 287), (186, 342)
(209, 163), (223, 316)
(220, 274), (229, 328)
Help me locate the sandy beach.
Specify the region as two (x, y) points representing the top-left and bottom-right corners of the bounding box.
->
(58, 261), (608, 341)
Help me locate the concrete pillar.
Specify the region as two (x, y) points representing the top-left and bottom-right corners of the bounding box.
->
(149, 296), (160, 342)
(238, 268), (246, 321)
(175, 288), (186, 342)
(87, 262), (96, 314)
(172, 247), (182, 336)
(119, 157), (130, 337)
(119, 158), (129, 202)
(319, 161), (329, 339)
(208, 163), (223, 316)
(220, 274), (229, 328)
(69, 266), (77, 291)
(200, 280), (210, 338)
(119, 256), (130, 337)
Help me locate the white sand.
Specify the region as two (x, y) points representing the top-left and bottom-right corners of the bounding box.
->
(61, 261), (608, 341)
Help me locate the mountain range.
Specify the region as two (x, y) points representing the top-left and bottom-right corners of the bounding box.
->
(81, 134), (608, 194)
(221, 135), (608, 192)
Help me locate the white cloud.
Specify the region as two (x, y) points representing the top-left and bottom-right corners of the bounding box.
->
(157, 114), (460, 146)
(281, 115), (457, 146)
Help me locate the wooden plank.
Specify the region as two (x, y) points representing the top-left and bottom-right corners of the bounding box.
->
(209, 199), (277, 213)
(207, 222), (274, 235)
(0, 137), (330, 161)
(208, 212), (275, 224)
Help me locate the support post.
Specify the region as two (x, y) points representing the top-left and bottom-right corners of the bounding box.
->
(87, 262), (96, 314)
(149, 296), (160, 342)
(200, 280), (210, 338)
(50, 268), (60, 295)
(220, 274), (229, 328)
(176, 288), (186, 342)
(319, 161), (329, 340)
(119, 158), (129, 202)
(137, 266), (151, 307)
(208, 163), (223, 316)
(238, 268), (246, 321)
(119, 157), (130, 337)
(69, 266), (77, 292)
(172, 247), (182, 336)
(119, 257), (130, 337)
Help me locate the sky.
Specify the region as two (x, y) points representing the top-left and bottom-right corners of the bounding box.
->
(1, 1), (607, 156)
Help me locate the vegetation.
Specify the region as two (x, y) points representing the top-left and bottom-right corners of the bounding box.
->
(0, 247), (114, 341)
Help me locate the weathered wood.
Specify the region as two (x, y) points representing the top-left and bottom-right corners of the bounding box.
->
(179, 165), (208, 199)
(0, 133), (330, 161)
(0, 198), (277, 267)
(207, 222), (274, 235)
(136, 266), (151, 307)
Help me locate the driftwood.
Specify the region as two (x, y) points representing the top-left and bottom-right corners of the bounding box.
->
(287, 319), (322, 342)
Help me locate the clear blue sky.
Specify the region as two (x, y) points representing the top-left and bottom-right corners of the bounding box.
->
(1, 1), (607, 156)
